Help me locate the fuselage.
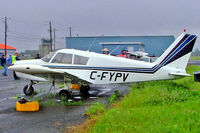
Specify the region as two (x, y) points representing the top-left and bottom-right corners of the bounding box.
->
(9, 49), (181, 84)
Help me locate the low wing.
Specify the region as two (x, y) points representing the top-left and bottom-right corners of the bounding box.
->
(10, 64), (91, 84)
(16, 72), (48, 82)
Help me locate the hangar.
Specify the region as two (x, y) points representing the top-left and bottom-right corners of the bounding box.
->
(66, 35), (175, 57)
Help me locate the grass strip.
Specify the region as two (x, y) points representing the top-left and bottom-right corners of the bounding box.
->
(73, 65), (200, 133)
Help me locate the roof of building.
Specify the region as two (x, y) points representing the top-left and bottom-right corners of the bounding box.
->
(66, 35), (175, 38)
(0, 44), (16, 50)
(99, 42), (144, 45)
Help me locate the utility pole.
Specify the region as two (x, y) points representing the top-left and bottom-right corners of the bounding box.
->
(69, 27), (72, 37)
(49, 21), (53, 52)
(4, 17), (7, 56)
(53, 28), (56, 51)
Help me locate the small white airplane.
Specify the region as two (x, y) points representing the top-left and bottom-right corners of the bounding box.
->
(8, 31), (197, 99)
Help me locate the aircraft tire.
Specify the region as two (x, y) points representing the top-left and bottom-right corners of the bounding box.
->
(23, 85), (34, 96)
(80, 85), (90, 98)
(59, 90), (70, 101)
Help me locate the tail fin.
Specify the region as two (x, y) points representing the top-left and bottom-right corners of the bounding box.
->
(154, 32), (197, 69)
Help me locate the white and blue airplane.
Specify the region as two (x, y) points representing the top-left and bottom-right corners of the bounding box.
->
(8, 31), (197, 99)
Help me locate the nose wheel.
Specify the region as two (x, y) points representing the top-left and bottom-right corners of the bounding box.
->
(23, 85), (34, 96)
(23, 81), (36, 96)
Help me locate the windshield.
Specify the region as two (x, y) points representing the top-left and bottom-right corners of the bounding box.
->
(41, 52), (56, 62)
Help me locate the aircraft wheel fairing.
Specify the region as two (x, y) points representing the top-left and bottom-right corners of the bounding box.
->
(59, 90), (70, 101)
(23, 85), (34, 96)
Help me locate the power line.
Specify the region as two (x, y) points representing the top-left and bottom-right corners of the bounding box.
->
(9, 18), (47, 28)
(8, 31), (43, 39)
(9, 32), (42, 40)
(1, 19), (70, 51)
(8, 36), (40, 42)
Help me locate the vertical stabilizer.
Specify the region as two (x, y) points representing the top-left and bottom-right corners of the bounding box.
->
(154, 32), (197, 69)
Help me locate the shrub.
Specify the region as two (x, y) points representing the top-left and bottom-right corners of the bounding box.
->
(109, 90), (120, 104)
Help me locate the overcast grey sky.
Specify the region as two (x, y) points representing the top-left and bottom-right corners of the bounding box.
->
(0, 0), (199, 51)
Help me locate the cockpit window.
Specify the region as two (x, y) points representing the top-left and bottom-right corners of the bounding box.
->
(74, 55), (89, 65)
(41, 52), (56, 62)
(62, 53), (73, 64)
(51, 53), (73, 64)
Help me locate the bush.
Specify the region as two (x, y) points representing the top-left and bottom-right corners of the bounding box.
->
(109, 90), (120, 104)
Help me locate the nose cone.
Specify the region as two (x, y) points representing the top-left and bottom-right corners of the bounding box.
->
(14, 59), (45, 65)
(8, 65), (14, 70)
(8, 65), (22, 71)
(8, 64), (36, 73)
(9, 59), (46, 72)
(8, 64), (59, 74)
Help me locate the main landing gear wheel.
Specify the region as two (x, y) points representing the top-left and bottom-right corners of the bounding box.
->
(59, 90), (70, 101)
(23, 85), (34, 96)
(80, 85), (90, 98)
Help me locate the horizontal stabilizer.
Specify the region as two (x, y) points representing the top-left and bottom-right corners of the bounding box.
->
(169, 72), (191, 77)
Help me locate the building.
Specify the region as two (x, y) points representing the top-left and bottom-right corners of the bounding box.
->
(39, 39), (52, 57)
(66, 35), (175, 57)
(0, 44), (16, 57)
(19, 50), (39, 59)
(100, 41), (145, 55)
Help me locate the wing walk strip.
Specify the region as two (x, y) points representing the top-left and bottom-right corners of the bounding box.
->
(43, 34), (197, 74)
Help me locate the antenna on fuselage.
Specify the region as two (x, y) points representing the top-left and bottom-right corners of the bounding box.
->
(109, 45), (120, 55)
(87, 38), (97, 52)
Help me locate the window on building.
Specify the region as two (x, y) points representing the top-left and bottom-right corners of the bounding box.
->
(74, 55), (89, 65)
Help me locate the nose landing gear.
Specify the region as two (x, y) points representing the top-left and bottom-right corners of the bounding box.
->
(23, 81), (36, 96)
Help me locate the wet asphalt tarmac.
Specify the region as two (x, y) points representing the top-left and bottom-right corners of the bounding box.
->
(0, 69), (130, 133)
